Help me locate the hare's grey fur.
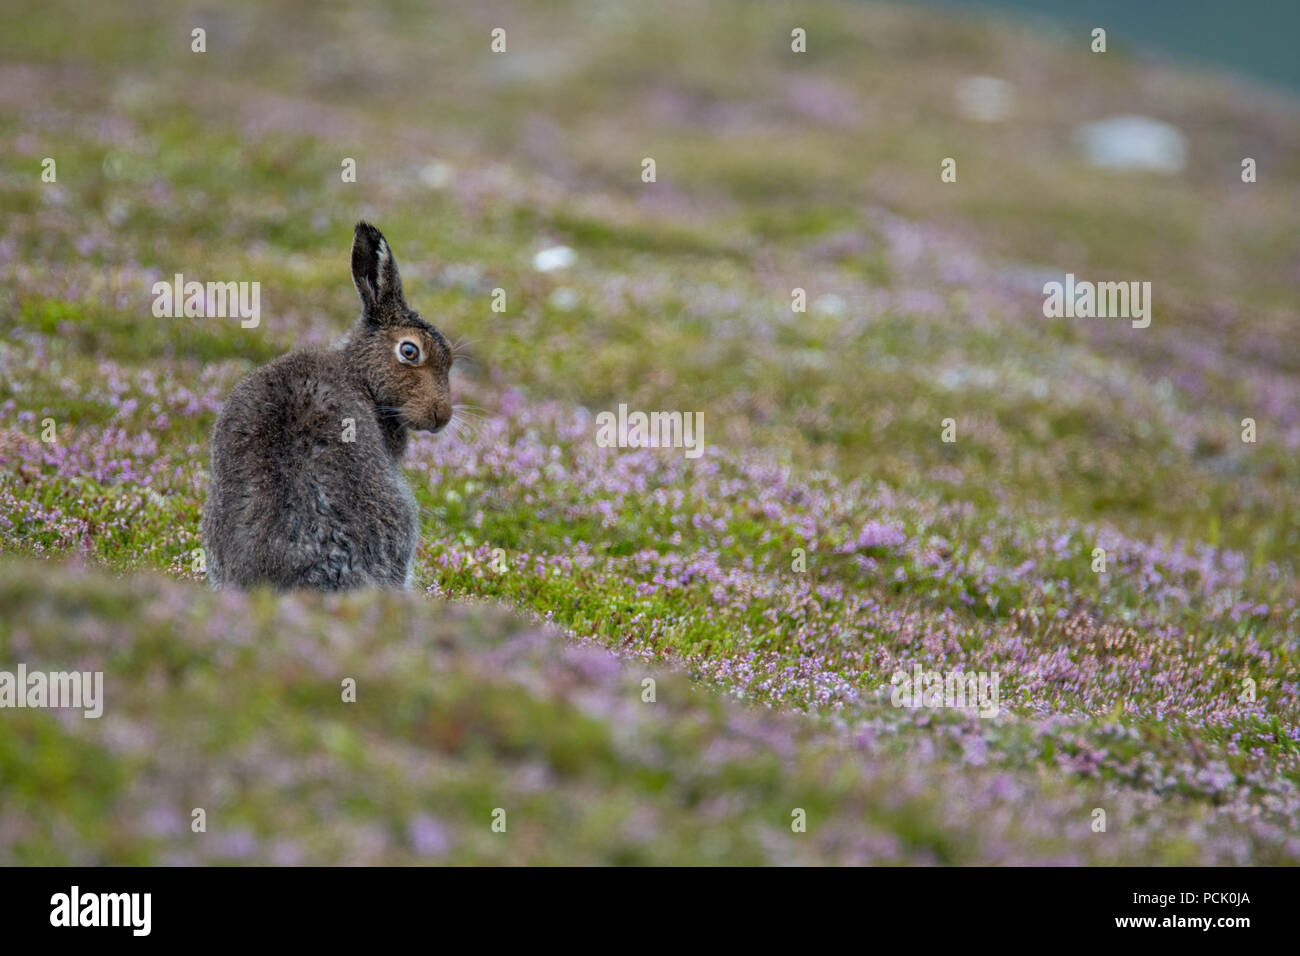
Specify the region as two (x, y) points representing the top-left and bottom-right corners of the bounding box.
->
(201, 222), (452, 591)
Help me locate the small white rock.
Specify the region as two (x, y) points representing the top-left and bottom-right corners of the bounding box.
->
(533, 245), (576, 272)
(418, 161), (454, 188)
(1074, 115), (1187, 173)
(955, 76), (1015, 123)
(548, 287), (580, 310)
(812, 293), (847, 317)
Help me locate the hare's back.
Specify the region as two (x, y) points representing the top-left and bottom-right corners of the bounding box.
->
(215, 350), (385, 481)
(206, 351), (414, 587)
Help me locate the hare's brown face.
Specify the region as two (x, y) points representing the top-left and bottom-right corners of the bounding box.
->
(384, 318), (453, 433)
(347, 222), (454, 435)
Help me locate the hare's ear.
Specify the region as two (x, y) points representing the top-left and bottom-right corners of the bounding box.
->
(351, 221), (405, 318)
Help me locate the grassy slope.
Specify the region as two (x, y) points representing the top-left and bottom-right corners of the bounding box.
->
(0, 0), (1297, 863)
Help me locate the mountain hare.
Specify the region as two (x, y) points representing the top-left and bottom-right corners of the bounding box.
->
(201, 222), (452, 591)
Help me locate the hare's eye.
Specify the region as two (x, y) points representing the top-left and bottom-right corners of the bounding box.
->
(397, 341), (421, 364)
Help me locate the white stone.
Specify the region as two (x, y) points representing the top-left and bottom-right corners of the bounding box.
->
(1074, 115), (1187, 173)
(418, 161), (454, 188)
(533, 245), (576, 272)
(955, 76), (1015, 123)
(548, 287), (580, 310)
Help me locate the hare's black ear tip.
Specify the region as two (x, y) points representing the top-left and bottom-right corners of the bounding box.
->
(354, 220), (381, 239)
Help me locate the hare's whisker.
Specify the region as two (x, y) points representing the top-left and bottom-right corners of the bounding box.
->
(449, 337), (480, 368)
(447, 413), (480, 443)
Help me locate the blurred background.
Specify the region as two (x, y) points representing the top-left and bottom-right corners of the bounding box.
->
(3, 0), (1296, 554)
(932, 0), (1300, 91)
